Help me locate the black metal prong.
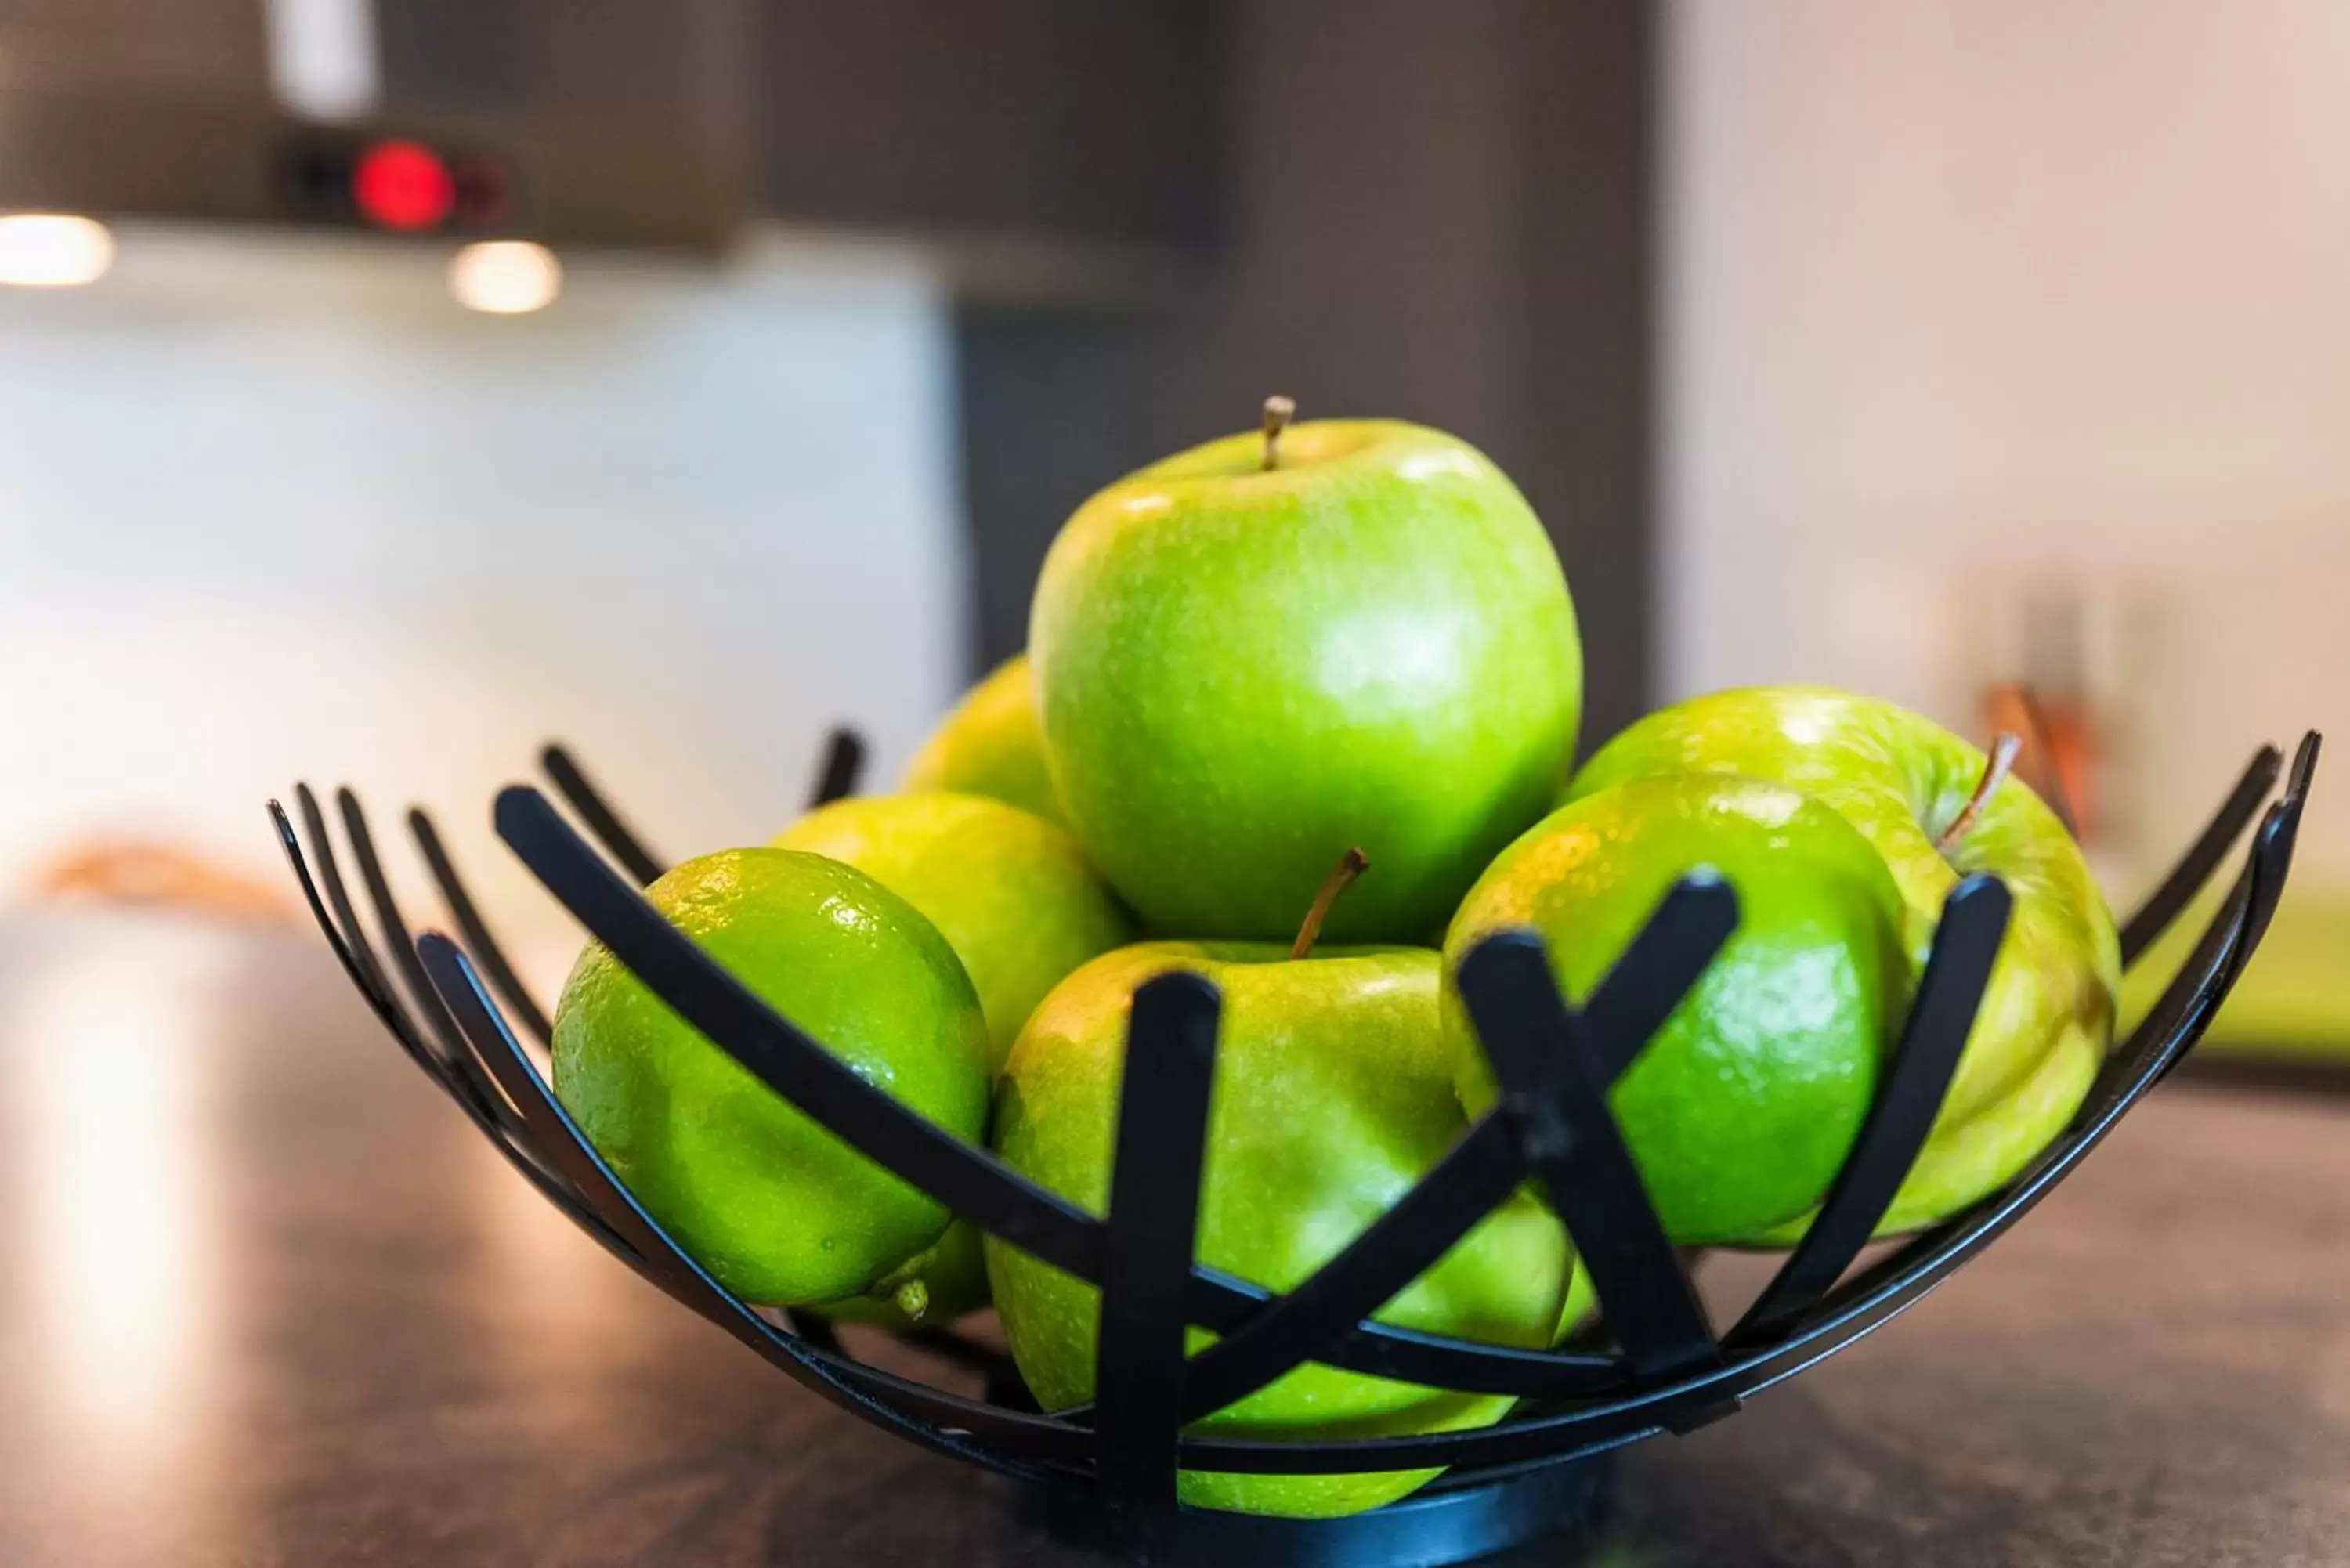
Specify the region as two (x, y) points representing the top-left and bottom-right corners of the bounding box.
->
(418, 931), (824, 1353)
(1093, 970), (1220, 1524)
(807, 727), (867, 808)
(2118, 743), (2282, 966)
(2234, 732), (2319, 967)
(273, 797), (584, 1194)
(407, 934), (662, 1270)
(337, 789), (465, 1058)
(1178, 1117), (1523, 1422)
(1457, 933), (1721, 1389)
(274, 796), (456, 1097)
(1727, 875), (2011, 1349)
(336, 788), (529, 1141)
(2286, 729), (2323, 803)
(273, 797), (401, 1033)
(408, 855), (844, 1370)
(1174, 874), (1734, 1422)
(2150, 736), (2314, 1084)
(1582, 873), (1740, 1083)
(417, 933), (678, 1270)
(540, 742), (667, 886)
(2133, 746), (2310, 1087)
(2109, 869), (2256, 1096)
(408, 807), (555, 1046)
(283, 790), (497, 1119)
(294, 784), (399, 1021)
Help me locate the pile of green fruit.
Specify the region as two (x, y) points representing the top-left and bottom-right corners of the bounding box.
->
(551, 403), (2118, 1519)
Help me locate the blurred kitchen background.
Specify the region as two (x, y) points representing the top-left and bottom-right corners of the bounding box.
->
(1, 0), (2345, 1051)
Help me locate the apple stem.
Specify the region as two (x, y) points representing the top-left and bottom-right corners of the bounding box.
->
(1261, 394), (1296, 471)
(1291, 847), (1369, 959)
(1936, 732), (2023, 854)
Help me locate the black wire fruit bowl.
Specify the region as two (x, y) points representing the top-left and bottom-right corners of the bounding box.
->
(272, 725), (2319, 1567)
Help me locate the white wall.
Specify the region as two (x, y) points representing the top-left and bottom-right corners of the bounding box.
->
(1664, 0), (2350, 885)
(0, 229), (964, 977)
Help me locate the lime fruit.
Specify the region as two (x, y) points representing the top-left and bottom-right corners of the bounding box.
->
(553, 847), (989, 1306)
(1445, 774), (1910, 1243)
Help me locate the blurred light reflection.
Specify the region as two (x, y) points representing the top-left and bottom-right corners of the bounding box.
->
(0, 215), (116, 289)
(5, 920), (225, 1477)
(448, 240), (562, 314)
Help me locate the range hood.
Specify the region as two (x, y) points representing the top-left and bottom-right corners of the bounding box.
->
(0, 0), (743, 250)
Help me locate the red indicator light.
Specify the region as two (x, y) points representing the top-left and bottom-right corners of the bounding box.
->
(352, 140), (455, 232)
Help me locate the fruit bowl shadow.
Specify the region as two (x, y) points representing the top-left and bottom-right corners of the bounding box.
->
(273, 728), (2318, 1568)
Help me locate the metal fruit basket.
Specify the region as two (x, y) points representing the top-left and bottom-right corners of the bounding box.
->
(271, 726), (2318, 1567)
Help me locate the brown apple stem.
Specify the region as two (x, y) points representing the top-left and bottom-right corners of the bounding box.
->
(1936, 732), (2023, 854)
(1290, 847), (1369, 959)
(1261, 394), (1296, 471)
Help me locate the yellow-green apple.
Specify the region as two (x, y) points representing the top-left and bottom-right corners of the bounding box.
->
(988, 855), (1574, 1518)
(902, 655), (1064, 826)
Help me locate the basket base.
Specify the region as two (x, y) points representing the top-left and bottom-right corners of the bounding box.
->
(1012, 1454), (1615, 1568)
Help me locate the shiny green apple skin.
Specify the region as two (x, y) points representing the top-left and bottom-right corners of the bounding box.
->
(1446, 775), (1911, 1243)
(552, 849), (990, 1306)
(1567, 686), (2120, 1236)
(901, 654), (1065, 826)
(989, 943), (1574, 1518)
(1031, 420), (1582, 943)
(773, 791), (1134, 1073)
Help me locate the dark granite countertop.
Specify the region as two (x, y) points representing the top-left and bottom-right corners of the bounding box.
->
(0, 911), (2344, 1566)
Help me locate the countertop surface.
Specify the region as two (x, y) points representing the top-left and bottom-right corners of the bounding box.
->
(2, 910), (2347, 1567)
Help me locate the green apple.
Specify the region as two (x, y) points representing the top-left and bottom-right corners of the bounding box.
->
(552, 848), (989, 1306)
(901, 655), (1064, 826)
(989, 903), (1574, 1517)
(772, 791), (1135, 1072)
(1567, 686), (2120, 1236)
(1030, 409), (1582, 942)
(1445, 774), (1911, 1242)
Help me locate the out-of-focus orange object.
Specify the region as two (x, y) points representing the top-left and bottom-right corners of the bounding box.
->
(31, 840), (291, 923)
(1984, 682), (2097, 842)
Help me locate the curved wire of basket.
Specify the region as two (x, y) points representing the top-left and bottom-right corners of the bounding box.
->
(269, 729), (2317, 1512)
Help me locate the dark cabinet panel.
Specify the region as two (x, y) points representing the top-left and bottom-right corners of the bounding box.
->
(756, 0), (1224, 249)
(0, 0), (270, 96)
(956, 0), (1658, 738)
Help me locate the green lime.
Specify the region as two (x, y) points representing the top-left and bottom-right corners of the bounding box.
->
(1444, 774), (1910, 1244)
(552, 848), (989, 1306)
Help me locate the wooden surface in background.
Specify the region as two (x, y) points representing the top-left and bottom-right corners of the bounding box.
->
(0, 909), (2346, 1566)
